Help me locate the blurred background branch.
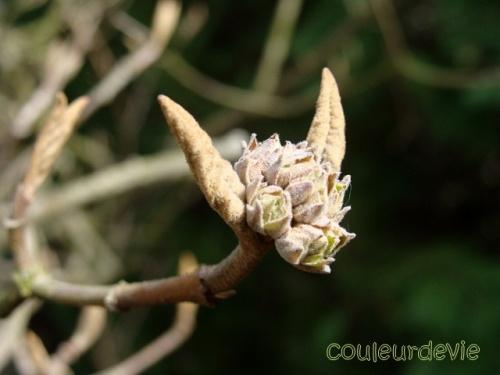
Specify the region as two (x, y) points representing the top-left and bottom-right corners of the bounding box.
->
(370, 0), (500, 89)
(82, 0), (181, 120)
(9, 0), (117, 139)
(253, 0), (303, 93)
(46, 306), (107, 374)
(94, 252), (198, 375)
(0, 300), (41, 372)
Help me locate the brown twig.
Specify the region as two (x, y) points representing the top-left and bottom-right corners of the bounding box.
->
(6, 92), (268, 310)
(26, 241), (267, 309)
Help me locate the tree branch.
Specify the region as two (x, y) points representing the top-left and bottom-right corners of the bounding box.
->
(27, 240), (269, 310)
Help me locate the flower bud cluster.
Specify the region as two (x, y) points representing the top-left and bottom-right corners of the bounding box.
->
(235, 134), (355, 273)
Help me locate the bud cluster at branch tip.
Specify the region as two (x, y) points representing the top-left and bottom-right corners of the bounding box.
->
(235, 134), (355, 274)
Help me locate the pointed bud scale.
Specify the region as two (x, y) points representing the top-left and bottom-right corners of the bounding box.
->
(325, 222), (356, 257)
(285, 180), (314, 206)
(327, 174), (351, 221)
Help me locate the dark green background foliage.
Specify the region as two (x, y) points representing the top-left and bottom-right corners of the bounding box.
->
(2, 0), (500, 374)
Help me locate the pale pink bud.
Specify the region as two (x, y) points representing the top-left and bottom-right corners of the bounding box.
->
(275, 222), (355, 274)
(291, 165), (329, 225)
(263, 142), (316, 187)
(234, 133), (282, 185)
(285, 180), (314, 206)
(275, 224), (333, 273)
(246, 185), (292, 239)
